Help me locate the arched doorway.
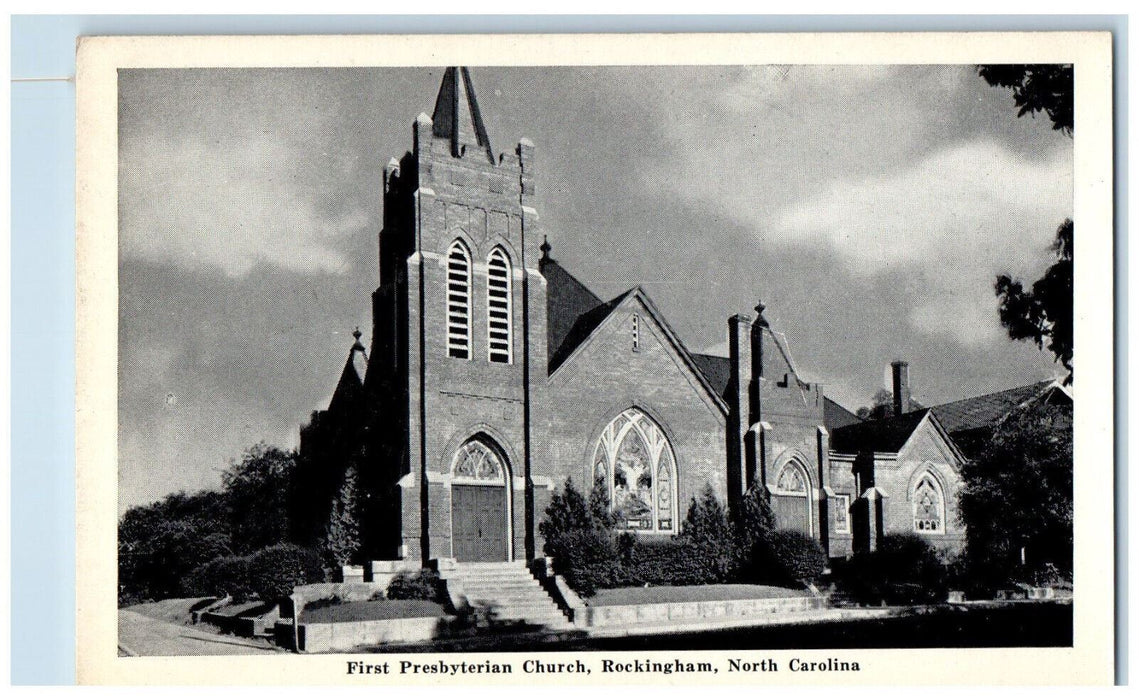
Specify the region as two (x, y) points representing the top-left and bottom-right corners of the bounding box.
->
(450, 437), (510, 562)
(771, 460), (812, 534)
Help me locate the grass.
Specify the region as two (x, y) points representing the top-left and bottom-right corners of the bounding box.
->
(301, 599), (446, 623)
(588, 583), (808, 606)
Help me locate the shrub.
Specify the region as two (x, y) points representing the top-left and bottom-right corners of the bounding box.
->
(732, 487), (778, 582)
(545, 528), (620, 596)
(676, 486), (736, 584)
(836, 534), (948, 605)
(386, 569), (442, 601)
(759, 529), (826, 585)
(540, 478), (621, 596)
(248, 543), (326, 602)
(183, 555), (252, 602)
(616, 538), (718, 587)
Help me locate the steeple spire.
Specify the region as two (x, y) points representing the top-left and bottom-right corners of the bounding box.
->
(431, 67), (494, 163)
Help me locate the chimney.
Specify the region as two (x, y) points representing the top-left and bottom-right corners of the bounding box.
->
(891, 361), (911, 417)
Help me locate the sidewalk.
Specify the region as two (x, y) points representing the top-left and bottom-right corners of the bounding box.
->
(118, 609), (282, 657)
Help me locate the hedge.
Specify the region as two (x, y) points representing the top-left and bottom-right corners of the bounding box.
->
(835, 533), (948, 604)
(759, 529), (827, 585)
(183, 555), (253, 602)
(248, 543), (326, 602)
(544, 528), (621, 596)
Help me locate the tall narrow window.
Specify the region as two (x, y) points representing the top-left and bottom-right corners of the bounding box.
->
(446, 240), (472, 359)
(631, 314), (641, 352)
(486, 247), (513, 364)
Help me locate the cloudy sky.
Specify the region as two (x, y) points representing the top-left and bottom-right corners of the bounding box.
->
(118, 65), (1071, 510)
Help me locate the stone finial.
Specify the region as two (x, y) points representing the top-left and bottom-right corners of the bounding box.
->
(539, 236), (552, 262)
(351, 326), (365, 351)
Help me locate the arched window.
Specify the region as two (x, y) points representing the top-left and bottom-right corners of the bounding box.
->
(446, 240), (472, 359)
(486, 247), (513, 364)
(771, 460), (812, 534)
(592, 408), (677, 533)
(912, 473), (944, 533)
(452, 438), (506, 482)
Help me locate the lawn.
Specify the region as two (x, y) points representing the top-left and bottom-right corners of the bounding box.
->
(301, 599), (446, 623)
(588, 584), (808, 606)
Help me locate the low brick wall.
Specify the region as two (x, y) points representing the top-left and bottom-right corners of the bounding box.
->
(285, 616), (453, 653)
(581, 595), (825, 628)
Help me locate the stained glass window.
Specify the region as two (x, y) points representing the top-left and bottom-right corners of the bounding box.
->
(912, 474), (943, 533)
(831, 494), (850, 534)
(453, 438), (505, 482)
(592, 408), (677, 533)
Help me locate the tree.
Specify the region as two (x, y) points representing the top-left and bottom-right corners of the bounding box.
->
(995, 219), (1074, 384)
(957, 402), (1073, 587)
(978, 64), (1073, 134)
(222, 443), (297, 554)
(856, 388), (925, 421)
(678, 485), (736, 583)
(322, 465), (362, 569)
(980, 64), (1074, 384)
(118, 490), (231, 604)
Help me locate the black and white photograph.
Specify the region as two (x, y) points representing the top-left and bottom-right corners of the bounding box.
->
(74, 33), (1114, 684)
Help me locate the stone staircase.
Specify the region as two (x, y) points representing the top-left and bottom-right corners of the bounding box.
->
(440, 561), (574, 631)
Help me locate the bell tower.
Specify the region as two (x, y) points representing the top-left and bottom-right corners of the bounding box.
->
(371, 68), (549, 564)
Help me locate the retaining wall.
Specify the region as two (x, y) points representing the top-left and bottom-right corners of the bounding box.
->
(581, 595), (825, 628)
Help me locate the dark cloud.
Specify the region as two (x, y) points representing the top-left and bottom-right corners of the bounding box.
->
(118, 66), (1071, 509)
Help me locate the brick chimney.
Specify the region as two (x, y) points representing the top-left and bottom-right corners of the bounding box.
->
(891, 360), (911, 417)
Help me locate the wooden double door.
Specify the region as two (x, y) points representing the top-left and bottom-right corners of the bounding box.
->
(451, 483), (509, 562)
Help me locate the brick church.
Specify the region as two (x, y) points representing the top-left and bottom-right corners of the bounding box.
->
(294, 68), (1070, 569)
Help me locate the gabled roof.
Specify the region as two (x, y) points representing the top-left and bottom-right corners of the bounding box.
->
(927, 380), (1066, 435)
(691, 353), (732, 400)
(830, 409), (930, 454)
(546, 277), (727, 414)
(542, 257), (606, 371)
(824, 397), (862, 430)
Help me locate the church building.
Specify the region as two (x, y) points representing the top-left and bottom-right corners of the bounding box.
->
(295, 68), (1068, 569)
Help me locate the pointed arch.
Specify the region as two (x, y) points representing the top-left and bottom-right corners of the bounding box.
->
(592, 407), (678, 534)
(771, 458), (813, 534)
(486, 246), (513, 364)
(911, 468), (945, 534)
(446, 239), (472, 359)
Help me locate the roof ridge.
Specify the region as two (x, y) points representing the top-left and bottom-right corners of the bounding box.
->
(927, 380), (1053, 409)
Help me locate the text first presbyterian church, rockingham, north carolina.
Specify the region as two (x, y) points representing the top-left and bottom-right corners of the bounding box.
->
(292, 67), (1066, 570)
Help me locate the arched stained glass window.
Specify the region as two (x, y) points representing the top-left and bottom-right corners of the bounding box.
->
(446, 240), (472, 359)
(592, 408), (678, 533)
(776, 464), (808, 493)
(452, 438), (505, 482)
(912, 473), (944, 533)
(486, 247), (513, 364)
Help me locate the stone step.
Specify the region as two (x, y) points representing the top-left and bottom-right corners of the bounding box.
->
(467, 599), (562, 612)
(448, 575), (537, 587)
(451, 562), (530, 572)
(460, 582), (544, 592)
